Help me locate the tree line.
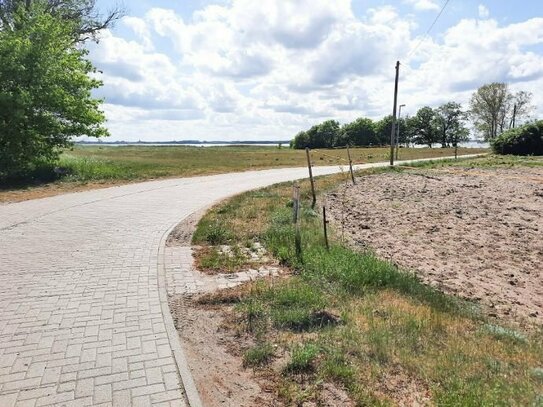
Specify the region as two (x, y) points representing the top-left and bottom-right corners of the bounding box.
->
(291, 83), (534, 149)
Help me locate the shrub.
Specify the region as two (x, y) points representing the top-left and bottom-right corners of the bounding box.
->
(492, 121), (543, 155)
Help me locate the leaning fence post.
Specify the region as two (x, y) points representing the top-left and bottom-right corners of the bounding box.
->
(305, 147), (316, 208)
(347, 146), (356, 185)
(323, 205), (329, 251)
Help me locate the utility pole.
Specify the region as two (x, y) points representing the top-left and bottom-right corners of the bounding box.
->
(390, 61), (400, 166)
(396, 104), (405, 160)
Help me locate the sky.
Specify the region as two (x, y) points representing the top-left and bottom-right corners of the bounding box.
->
(86, 0), (543, 141)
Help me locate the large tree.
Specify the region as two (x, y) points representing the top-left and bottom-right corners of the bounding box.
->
(0, 0), (123, 41)
(0, 2), (108, 178)
(411, 107), (438, 147)
(374, 115), (394, 145)
(469, 82), (534, 140)
(433, 102), (469, 148)
(290, 120), (340, 149)
(338, 117), (377, 146)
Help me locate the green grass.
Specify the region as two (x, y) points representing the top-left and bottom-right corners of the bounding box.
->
(243, 342), (275, 367)
(284, 343), (320, 374)
(1, 144), (487, 202)
(193, 155), (543, 406)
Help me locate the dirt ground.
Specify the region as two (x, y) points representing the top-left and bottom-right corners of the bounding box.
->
(169, 297), (278, 407)
(326, 165), (543, 325)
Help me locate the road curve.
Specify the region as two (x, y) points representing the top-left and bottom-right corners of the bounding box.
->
(0, 156), (481, 406)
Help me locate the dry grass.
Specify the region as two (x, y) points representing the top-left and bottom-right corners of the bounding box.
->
(190, 155), (543, 406)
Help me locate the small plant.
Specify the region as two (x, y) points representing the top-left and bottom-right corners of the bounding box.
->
(284, 343), (320, 374)
(243, 342), (274, 367)
(204, 221), (232, 245)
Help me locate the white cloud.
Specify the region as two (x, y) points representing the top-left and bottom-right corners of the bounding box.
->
(478, 4), (490, 19)
(404, 0), (440, 12)
(86, 1), (543, 141)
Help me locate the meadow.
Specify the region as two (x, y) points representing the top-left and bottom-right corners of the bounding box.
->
(0, 145), (486, 203)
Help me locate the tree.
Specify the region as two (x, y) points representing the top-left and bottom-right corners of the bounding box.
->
(0, 2), (108, 178)
(291, 130), (309, 149)
(338, 117), (377, 146)
(374, 115), (394, 145)
(290, 120), (340, 149)
(469, 82), (534, 141)
(0, 0), (123, 41)
(492, 120), (543, 156)
(433, 102), (469, 148)
(411, 107), (438, 147)
(307, 120), (340, 148)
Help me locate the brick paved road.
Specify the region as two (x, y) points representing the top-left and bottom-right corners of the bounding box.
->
(0, 157), (480, 406)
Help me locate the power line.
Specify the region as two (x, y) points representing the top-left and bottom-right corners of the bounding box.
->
(407, 0), (452, 58)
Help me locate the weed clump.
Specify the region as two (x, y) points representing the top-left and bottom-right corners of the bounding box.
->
(243, 342), (275, 367)
(284, 343), (319, 374)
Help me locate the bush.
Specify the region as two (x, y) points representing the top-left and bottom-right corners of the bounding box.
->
(492, 121), (543, 155)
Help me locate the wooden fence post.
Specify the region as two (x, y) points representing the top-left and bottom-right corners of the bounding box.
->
(292, 183), (300, 224)
(305, 147), (316, 208)
(323, 205), (329, 251)
(347, 146), (356, 185)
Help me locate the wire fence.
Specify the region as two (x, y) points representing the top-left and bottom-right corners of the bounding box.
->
(292, 148), (543, 259)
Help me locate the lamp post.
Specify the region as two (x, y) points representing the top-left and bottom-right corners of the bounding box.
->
(395, 104), (405, 160)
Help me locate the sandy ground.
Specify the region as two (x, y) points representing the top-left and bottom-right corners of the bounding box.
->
(169, 297), (279, 407)
(326, 166), (543, 325)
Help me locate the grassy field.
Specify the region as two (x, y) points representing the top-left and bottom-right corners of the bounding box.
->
(191, 155), (543, 406)
(0, 145), (487, 203)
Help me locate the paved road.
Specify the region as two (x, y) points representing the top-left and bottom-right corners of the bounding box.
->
(0, 157), (480, 406)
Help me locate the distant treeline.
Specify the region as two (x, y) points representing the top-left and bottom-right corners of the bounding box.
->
(291, 83), (536, 150)
(291, 104), (469, 149)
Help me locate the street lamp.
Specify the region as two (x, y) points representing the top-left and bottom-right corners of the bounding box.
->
(396, 104), (406, 160)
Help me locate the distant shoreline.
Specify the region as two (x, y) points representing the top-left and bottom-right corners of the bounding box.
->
(76, 140), (287, 146)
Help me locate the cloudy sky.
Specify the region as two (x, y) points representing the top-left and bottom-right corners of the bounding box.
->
(88, 0), (543, 141)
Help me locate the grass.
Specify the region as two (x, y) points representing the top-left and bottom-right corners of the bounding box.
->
(243, 342), (275, 368)
(193, 155), (543, 406)
(0, 145), (487, 203)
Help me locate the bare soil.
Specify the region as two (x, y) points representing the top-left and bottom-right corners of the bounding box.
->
(326, 166), (543, 325)
(169, 296), (279, 407)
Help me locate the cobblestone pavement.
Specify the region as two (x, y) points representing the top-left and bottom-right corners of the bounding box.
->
(0, 165), (364, 407)
(164, 246), (281, 297)
(0, 157), (480, 406)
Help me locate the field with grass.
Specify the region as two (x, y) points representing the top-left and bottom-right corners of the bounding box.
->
(187, 155), (543, 406)
(0, 145), (487, 203)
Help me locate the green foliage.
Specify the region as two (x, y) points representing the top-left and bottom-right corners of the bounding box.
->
(434, 102), (470, 148)
(243, 342), (275, 367)
(0, 0), (123, 42)
(374, 115), (394, 145)
(339, 117), (378, 146)
(470, 82), (534, 141)
(411, 106), (439, 147)
(491, 121), (543, 156)
(0, 2), (108, 179)
(284, 343), (320, 374)
(291, 120), (340, 149)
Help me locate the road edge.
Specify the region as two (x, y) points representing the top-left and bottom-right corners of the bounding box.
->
(157, 222), (203, 407)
